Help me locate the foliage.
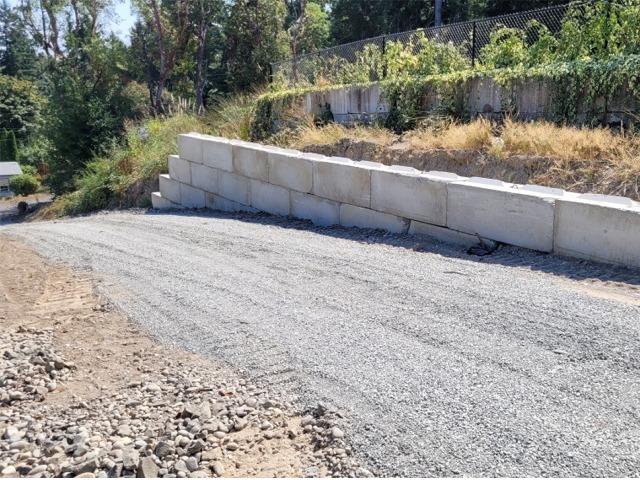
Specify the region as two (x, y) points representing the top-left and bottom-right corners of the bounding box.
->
(0, 0), (38, 79)
(296, 2), (330, 54)
(224, 0), (290, 90)
(0, 75), (44, 141)
(0, 129), (19, 162)
(9, 173), (38, 196)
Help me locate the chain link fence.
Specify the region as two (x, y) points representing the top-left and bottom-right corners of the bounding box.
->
(271, 0), (593, 87)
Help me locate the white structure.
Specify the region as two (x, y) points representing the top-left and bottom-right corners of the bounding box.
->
(152, 134), (640, 269)
(0, 162), (23, 198)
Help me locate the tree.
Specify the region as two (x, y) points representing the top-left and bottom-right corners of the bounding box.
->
(224, 0), (290, 90)
(0, 0), (38, 79)
(294, 1), (329, 55)
(0, 130), (19, 162)
(132, 0), (192, 113)
(329, 0), (384, 44)
(193, 0), (224, 112)
(0, 74), (43, 142)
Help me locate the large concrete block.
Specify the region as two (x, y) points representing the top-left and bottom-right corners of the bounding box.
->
(205, 193), (258, 213)
(168, 155), (191, 185)
(233, 143), (269, 181)
(446, 179), (557, 252)
(371, 167), (454, 226)
(190, 163), (219, 194)
(409, 221), (477, 247)
(159, 174), (181, 205)
(554, 195), (640, 267)
(218, 170), (250, 206)
(268, 149), (312, 193)
(202, 136), (233, 172)
(151, 192), (179, 210)
(177, 133), (203, 164)
(290, 191), (340, 226)
(179, 183), (206, 208)
(313, 157), (374, 208)
(249, 179), (290, 217)
(340, 204), (407, 233)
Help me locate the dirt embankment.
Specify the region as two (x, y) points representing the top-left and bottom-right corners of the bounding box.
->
(303, 138), (640, 201)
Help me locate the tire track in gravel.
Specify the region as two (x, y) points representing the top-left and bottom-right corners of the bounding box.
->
(4, 209), (640, 477)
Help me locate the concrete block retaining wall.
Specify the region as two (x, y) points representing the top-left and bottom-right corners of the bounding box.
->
(152, 133), (640, 269)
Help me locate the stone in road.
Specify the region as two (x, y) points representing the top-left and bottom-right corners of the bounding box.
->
(5, 210), (640, 476)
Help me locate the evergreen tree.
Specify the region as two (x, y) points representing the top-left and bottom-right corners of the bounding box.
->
(4, 129), (18, 162)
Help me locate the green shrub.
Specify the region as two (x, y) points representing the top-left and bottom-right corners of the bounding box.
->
(9, 173), (39, 196)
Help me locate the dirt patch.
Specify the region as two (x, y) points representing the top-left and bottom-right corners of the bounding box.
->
(0, 237), (365, 478)
(303, 139), (640, 200)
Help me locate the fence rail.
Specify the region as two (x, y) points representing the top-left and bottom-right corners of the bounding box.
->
(271, 0), (593, 87)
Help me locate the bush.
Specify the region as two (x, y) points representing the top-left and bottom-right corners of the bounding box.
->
(9, 173), (39, 196)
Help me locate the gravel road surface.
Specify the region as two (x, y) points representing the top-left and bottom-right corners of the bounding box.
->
(4, 210), (640, 477)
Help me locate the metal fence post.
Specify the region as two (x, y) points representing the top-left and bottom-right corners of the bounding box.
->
(472, 21), (477, 69)
(382, 35), (387, 80)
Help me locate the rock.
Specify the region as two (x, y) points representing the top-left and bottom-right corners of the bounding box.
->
(301, 415), (315, 427)
(330, 427), (344, 439)
(225, 442), (239, 451)
(211, 462), (224, 477)
(3, 426), (20, 441)
(184, 457), (198, 472)
(71, 459), (98, 476)
(200, 448), (221, 462)
(136, 457), (159, 478)
(116, 425), (133, 437)
(107, 462), (123, 478)
(155, 441), (175, 459)
(1, 466), (17, 476)
(122, 450), (140, 470)
(76, 473), (96, 478)
(174, 460), (188, 473)
(186, 440), (205, 456)
(188, 471), (207, 478)
(10, 440), (30, 450)
(233, 418), (248, 431)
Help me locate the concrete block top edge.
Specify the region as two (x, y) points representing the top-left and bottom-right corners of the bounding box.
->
(425, 171), (467, 181)
(560, 192), (640, 210)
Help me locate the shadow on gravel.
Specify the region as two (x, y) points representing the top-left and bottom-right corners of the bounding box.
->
(145, 208), (640, 288)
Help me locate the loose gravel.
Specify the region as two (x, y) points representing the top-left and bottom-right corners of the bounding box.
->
(5, 209), (640, 477)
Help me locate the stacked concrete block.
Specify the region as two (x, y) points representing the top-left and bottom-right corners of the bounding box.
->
(290, 191), (340, 227)
(554, 194), (640, 267)
(190, 163), (219, 194)
(151, 192), (179, 210)
(340, 204), (407, 233)
(180, 183), (206, 209)
(370, 166), (460, 226)
(168, 155), (191, 185)
(250, 179), (290, 216)
(312, 157), (375, 207)
(154, 133), (640, 269)
(218, 171), (251, 206)
(205, 193), (258, 214)
(201, 135), (233, 172)
(159, 174), (181, 205)
(232, 142), (270, 182)
(446, 178), (558, 252)
(177, 133), (203, 163)
(268, 149), (313, 193)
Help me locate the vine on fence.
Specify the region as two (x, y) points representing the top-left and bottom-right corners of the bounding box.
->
(254, 0), (640, 138)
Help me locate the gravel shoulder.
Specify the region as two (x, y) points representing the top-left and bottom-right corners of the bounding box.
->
(0, 236), (361, 478)
(4, 209), (640, 477)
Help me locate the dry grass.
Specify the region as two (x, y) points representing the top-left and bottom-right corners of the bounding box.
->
(290, 120), (397, 150)
(404, 119), (493, 151)
(500, 119), (640, 164)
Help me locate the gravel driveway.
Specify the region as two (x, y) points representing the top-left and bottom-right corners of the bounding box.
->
(5, 209), (640, 477)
